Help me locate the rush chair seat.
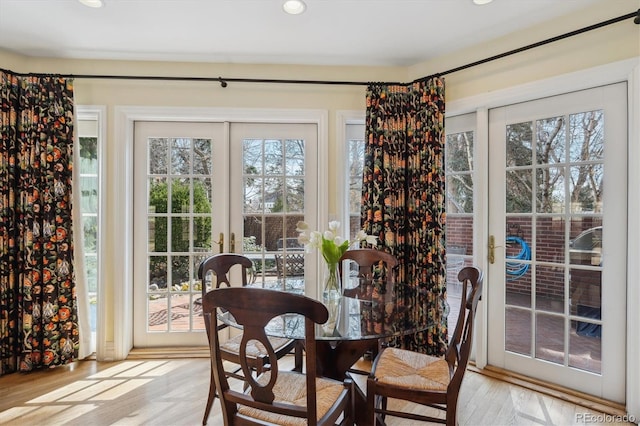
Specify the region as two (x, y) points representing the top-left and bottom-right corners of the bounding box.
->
(202, 287), (354, 426)
(198, 253), (299, 425)
(338, 248), (398, 375)
(366, 266), (483, 426)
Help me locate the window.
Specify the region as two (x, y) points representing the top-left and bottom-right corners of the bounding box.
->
(345, 123), (365, 240)
(77, 109), (103, 352)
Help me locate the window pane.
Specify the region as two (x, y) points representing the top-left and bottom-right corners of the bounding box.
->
(80, 176), (98, 213)
(446, 173), (473, 213)
(193, 139), (212, 175)
(506, 169), (532, 213)
(506, 307), (531, 355)
(264, 139), (283, 175)
(285, 139), (305, 176)
(79, 136), (98, 174)
(149, 138), (168, 174)
(569, 110), (603, 162)
(170, 178), (191, 214)
(535, 313), (564, 365)
(171, 138), (191, 174)
(536, 116), (565, 164)
(286, 178), (304, 213)
(536, 166), (565, 213)
(506, 122), (533, 167)
(149, 177), (168, 213)
(570, 164), (603, 213)
(445, 131), (473, 172)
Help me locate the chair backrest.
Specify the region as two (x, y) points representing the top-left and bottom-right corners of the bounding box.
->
(202, 287), (329, 424)
(445, 266), (483, 392)
(339, 249), (398, 297)
(197, 253), (254, 337)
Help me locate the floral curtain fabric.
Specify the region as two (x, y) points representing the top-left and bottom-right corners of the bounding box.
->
(362, 78), (447, 355)
(0, 71), (78, 376)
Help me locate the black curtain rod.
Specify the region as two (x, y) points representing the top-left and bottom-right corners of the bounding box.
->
(2, 9), (638, 87)
(416, 8), (639, 82)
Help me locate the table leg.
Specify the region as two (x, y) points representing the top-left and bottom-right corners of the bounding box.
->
(314, 339), (378, 426)
(314, 339), (377, 380)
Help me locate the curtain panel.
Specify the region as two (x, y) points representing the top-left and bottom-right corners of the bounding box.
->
(0, 71), (78, 375)
(362, 78), (448, 355)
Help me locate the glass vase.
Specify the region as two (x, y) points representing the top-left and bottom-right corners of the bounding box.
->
(322, 261), (341, 302)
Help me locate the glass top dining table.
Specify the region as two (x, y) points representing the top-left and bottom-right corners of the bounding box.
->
(216, 277), (433, 343)
(216, 276), (440, 382)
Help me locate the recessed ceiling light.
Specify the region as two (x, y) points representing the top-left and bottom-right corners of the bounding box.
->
(283, 0), (306, 15)
(78, 0), (104, 8)
(473, 0), (493, 4)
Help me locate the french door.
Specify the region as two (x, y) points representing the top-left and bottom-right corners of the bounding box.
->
(487, 83), (627, 401)
(133, 120), (318, 347)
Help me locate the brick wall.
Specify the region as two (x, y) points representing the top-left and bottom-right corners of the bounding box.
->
(446, 215), (602, 310)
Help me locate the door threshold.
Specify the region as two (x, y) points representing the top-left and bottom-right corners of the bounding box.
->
(470, 364), (627, 417)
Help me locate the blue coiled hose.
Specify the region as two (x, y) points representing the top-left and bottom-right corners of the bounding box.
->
(505, 236), (530, 280)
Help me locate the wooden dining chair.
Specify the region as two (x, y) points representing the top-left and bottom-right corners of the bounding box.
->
(366, 266), (484, 425)
(339, 248), (398, 297)
(202, 287), (354, 425)
(339, 248), (398, 375)
(198, 253), (299, 425)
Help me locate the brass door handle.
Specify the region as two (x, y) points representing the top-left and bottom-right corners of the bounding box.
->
(488, 235), (504, 264)
(212, 233), (224, 253)
(489, 235), (495, 264)
(230, 233), (236, 253)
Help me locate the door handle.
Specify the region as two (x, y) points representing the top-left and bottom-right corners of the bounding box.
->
(230, 233), (236, 253)
(488, 235), (504, 264)
(489, 235), (495, 264)
(213, 232), (224, 253)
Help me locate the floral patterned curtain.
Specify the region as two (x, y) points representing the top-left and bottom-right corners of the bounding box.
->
(362, 78), (447, 355)
(0, 71), (78, 375)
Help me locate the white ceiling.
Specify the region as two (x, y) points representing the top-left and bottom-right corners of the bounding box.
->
(0, 0), (615, 67)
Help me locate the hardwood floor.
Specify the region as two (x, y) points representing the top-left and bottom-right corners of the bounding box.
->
(0, 355), (633, 426)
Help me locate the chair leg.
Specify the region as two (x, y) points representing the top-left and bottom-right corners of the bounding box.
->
(378, 396), (388, 425)
(446, 393), (459, 426)
(367, 379), (387, 426)
(294, 340), (304, 372)
(202, 369), (217, 425)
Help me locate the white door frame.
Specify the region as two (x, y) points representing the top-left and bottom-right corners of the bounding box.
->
(110, 106), (328, 359)
(446, 57), (640, 417)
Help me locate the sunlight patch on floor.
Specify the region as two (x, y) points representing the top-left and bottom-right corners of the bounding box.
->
(0, 360), (184, 425)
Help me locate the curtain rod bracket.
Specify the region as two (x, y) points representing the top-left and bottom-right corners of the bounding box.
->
(634, 8), (639, 24)
(218, 77), (228, 88)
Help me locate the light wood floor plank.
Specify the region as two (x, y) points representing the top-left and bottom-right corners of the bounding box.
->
(0, 356), (633, 426)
